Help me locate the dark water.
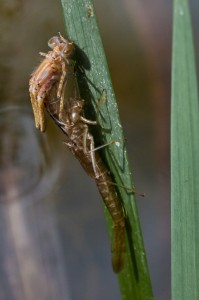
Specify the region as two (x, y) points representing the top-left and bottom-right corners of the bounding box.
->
(0, 106), (58, 202)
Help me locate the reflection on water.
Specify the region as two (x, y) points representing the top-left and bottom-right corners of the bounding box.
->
(0, 106), (71, 300)
(0, 105), (58, 203)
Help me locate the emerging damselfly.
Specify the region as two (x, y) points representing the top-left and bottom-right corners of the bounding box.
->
(29, 34), (126, 273)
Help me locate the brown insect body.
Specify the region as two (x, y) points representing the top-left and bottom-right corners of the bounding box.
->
(29, 34), (126, 273)
(29, 34), (75, 132)
(47, 96), (126, 273)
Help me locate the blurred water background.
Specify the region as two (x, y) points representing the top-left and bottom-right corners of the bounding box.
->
(1, 0), (198, 299)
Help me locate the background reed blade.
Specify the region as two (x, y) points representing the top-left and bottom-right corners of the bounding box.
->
(171, 0), (199, 299)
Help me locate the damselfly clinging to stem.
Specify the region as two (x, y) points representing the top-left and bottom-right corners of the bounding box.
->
(29, 33), (130, 273)
(29, 33), (75, 132)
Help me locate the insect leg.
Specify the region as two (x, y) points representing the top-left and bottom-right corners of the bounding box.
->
(80, 116), (97, 125)
(89, 134), (99, 178)
(89, 140), (115, 152)
(39, 52), (48, 58)
(82, 126), (99, 177)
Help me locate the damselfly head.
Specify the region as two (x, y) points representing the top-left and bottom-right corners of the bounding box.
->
(69, 99), (85, 123)
(48, 34), (75, 59)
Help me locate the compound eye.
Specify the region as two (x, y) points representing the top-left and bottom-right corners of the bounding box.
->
(64, 42), (74, 56)
(48, 36), (59, 49)
(71, 111), (79, 123)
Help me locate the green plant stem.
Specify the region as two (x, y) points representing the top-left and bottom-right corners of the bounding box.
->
(171, 0), (199, 299)
(60, 1), (153, 299)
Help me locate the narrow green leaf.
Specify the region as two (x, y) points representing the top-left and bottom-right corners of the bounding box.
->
(171, 0), (199, 299)
(60, 0), (153, 299)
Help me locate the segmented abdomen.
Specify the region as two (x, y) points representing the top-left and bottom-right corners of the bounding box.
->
(95, 155), (126, 273)
(70, 145), (126, 273)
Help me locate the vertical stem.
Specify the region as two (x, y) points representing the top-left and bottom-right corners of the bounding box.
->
(60, 0), (153, 299)
(171, 0), (199, 299)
